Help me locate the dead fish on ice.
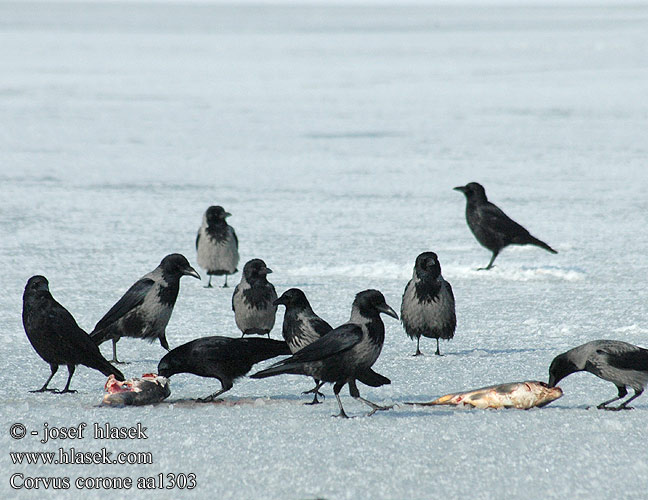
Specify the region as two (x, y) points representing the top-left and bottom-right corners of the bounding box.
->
(407, 381), (562, 410)
(102, 373), (170, 406)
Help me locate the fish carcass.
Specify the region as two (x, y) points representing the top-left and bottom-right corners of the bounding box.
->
(102, 373), (170, 406)
(408, 381), (562, 410)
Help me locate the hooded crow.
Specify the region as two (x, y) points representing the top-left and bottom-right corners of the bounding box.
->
(22, 276), (125, 393)
(274, 288), (333, 404)
(401, 252), (456, 356)
(251, 289), (398, 418)
(454, 182), (557, 270)
(548, 340), (648, 410)
(232, 259), (277, 338)
(157, 336), (291, 402)
(196, 205), (239, 288)
(91, 254), (200, 363)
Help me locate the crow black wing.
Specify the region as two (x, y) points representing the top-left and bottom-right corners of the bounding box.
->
(601, 348), (648, 371)
(93, 278), (154, 332)
(281, 323), (362, 364)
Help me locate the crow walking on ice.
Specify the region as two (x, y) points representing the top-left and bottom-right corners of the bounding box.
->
(252, 289), (398, 418)
(91, 254), (200, 363)
(454, 182), (557, 270)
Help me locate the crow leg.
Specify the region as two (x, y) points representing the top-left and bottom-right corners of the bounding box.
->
(159, 335), (170, 352)
(222, 275), (228, 288)
(597, 386), (627, 410)
(332, 382), (349, 418)
(303, 379), (325, 405)
(204, 275), (213, 288)
(110, 339), (128, 365)
(349, 379), (392, 416)
(197, 380), (233, 403)
(413, 337), (423, 356)
(57, 365), (77, 394)
(478, 250), (499, 271)
(435, 338), (443, 356)
(31, 364), (59, 392)
(615, 389), (643, 411)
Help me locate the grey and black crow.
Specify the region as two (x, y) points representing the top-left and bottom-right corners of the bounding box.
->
(548, 340), (648, 410)
(232, 259), (277, 338)
(251, 289), (398, 418)
(274, 288), (333, 404)
(196, 205), (239, 288)
(274, 288), (391, 403)
(401, 252), (456, 356)
(91, 254), (200, 363)
(157, 336), (291, 402)
(454, 182), (557, 270)
(22, 276), (125, 393)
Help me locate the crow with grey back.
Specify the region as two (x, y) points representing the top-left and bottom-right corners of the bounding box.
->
(196, 205), (239, 288)
(232, 259), (277, 338)
(22, 276), (125, 393)
(454, 182), (557, 270)
(158, 336), (291, 402)
(91, 254), (200, 363)
(548, 340), (648, 410)
(401, 252), (456, 356)
(251, 289), (398, 418)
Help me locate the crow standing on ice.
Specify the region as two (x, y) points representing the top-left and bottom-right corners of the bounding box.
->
(548, 340), (648, 410)
(91, 254), (200, 363)
(232, 259), (277, 338)
(158, 336), (291, 402)
(252, 289), (398, 418)
(22, 276), (124, 393)
(274, 288), (333, 404)
(196, 205), (239, 288)
(401, 252), (456, 356)
(454, 182), (557, 270)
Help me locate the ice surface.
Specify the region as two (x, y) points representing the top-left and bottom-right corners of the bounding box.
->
(1, 2), (647, 499)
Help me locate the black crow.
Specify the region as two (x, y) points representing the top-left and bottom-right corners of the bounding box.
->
(251, 289), (398, 418)
(548, 340), (648, 410)
(157, 336), (291, 402)
(274, 288), (333, 404)
(196, 205), (239, 288)
(232, 259), (277, 338)
(22, 276), (125, 393)
(454, 182), (557, 270)
(401, 252), (456, 356)
(91, 254), (200, 363)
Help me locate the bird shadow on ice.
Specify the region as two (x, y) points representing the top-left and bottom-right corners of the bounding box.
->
(161, 395), (305, 408)
(443, 347), (554, 357)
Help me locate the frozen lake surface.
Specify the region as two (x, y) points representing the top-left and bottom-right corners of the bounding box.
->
(1, 2), (647, 499)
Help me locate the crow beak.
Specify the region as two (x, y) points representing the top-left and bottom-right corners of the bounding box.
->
(379, 304), (399, 320)
(453, 185), (467, 193)
(273, 297), (285, 306)
(224, 212), (232, 218)
(264, 267), (273, 275)
(547, 374), (558, 388)
(184, 266), (201, 280)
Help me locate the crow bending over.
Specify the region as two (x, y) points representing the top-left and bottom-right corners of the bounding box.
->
(157, 336), (291, 402)
(22, 276), (124, 393)
(454, 182), (557, 270)
(548, 340), (648, 410)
